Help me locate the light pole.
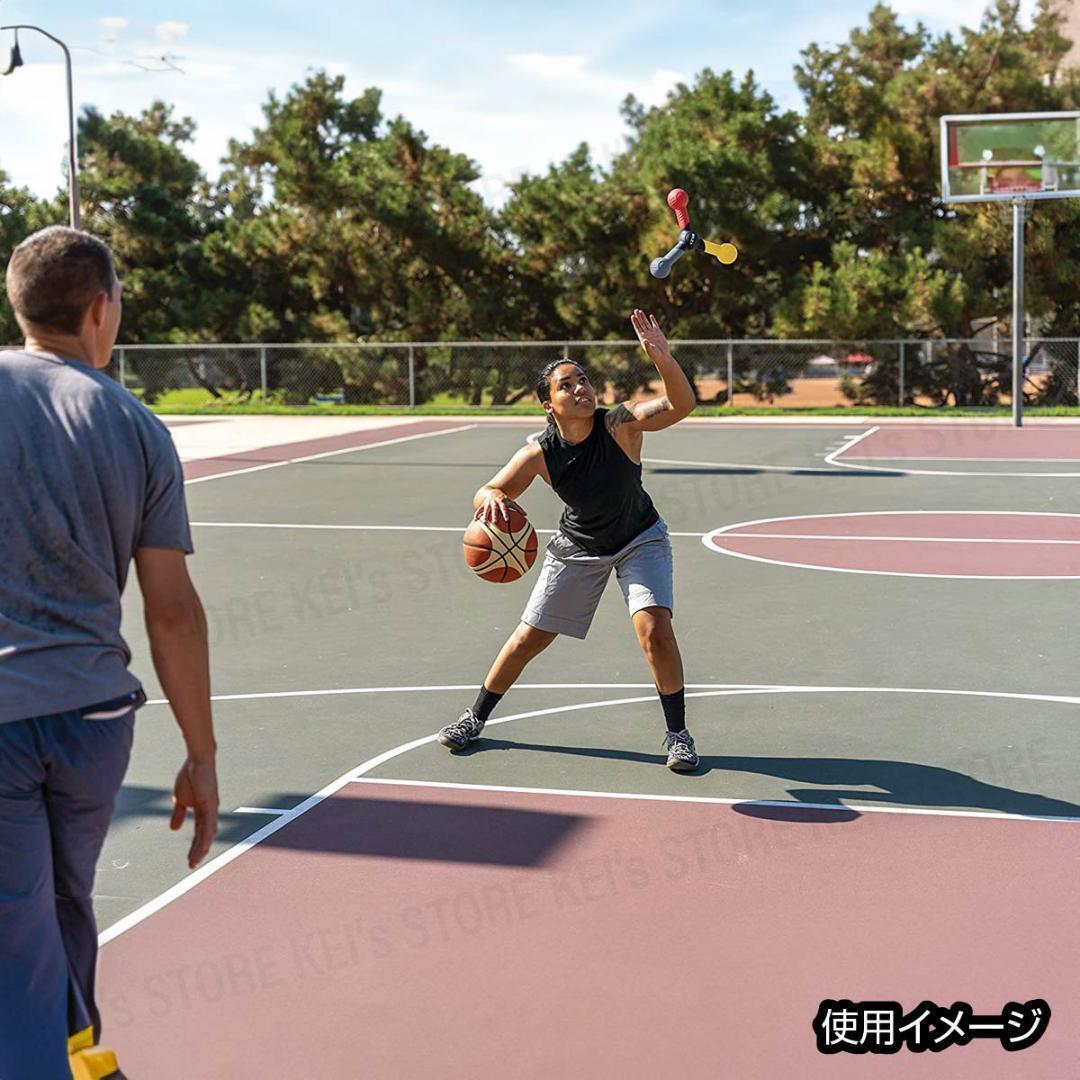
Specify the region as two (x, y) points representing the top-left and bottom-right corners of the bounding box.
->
(1, 24), (82, 228)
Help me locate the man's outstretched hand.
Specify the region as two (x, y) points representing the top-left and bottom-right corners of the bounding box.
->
(171, 757), (219, 869)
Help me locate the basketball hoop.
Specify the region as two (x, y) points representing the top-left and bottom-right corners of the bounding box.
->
(939, 112), (1080, 426)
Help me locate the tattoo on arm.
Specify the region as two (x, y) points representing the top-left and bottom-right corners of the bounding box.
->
(605, 404), (636, 430)
(606, 398), (673, 430)
(632, 397), (672, 422)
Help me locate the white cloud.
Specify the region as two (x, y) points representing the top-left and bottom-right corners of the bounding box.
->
(98, 17), (129, 32)
(0, 37), (688, 209)
(0, 59), (81, 198)
(0, 45), (264, 197)
(155, 21), (189, 44)
(509, 53), (590, 83)
(647, 68), (686, 97)
(507, 51), (683, 106)
(476, 52), (687, 199)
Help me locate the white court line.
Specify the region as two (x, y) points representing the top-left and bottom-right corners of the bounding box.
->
(825, 428), (1080, 477)
(99, 768), (365, 945)
(193, 523), (475, 533)
(847, 456), (1080, 463)
(719, 533), (1080, 546)
(142, 681), (1080, 712)
(723, 510), (1080, 519)
(539, 429), (861, 474)
(642, 456), (856, 475)
(349, 777), (1080, 825)
(704, 510), (1080, 580)
(184, 424), (477, 485)
(702, 547), (1080, 581)
(141, 682), (771, 707)
(233, 807), (290, 815)
(187, 521), (705, 539)
(103, 681), (1080, 946)
(180, 420), (1079, 485)
(823, 425), (880, 466)
(838, 463), (1080, 478)
(636, 429), (900, 478)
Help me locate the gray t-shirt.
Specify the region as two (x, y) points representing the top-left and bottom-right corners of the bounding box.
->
(0, 350), (192, 723)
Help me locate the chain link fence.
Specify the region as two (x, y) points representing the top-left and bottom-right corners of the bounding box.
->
(10, 338), (1079, 408)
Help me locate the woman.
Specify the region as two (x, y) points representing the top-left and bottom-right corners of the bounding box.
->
(438, 309), (699, 770)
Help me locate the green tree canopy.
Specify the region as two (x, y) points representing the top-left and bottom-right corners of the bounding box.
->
(3, 2), (1080, 406)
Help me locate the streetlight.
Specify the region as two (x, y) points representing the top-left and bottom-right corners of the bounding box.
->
(1, 24), (82, 228)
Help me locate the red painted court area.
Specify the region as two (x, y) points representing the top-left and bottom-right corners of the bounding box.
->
(840, 426), (1080, 460)
(706, 513), (1080, 577)
(181, 420), (469, 481)
(98, 781), (1078, 1079)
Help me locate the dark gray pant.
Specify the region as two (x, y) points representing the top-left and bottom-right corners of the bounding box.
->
(0, 705), (134, 1079)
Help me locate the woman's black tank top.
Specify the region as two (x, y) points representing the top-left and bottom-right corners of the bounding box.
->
(538, 408), (659, 556)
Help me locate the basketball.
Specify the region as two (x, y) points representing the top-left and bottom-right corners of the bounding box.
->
(463, 507), (538, 583)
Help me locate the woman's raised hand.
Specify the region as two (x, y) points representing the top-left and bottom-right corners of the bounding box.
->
(631, 309), (671, 364)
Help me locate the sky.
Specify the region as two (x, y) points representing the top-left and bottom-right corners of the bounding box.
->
(0, 0), (1041, 205)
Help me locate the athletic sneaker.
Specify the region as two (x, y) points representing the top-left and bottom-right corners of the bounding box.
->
(664, 729), (699, 771)
(437, 708), (486, 750)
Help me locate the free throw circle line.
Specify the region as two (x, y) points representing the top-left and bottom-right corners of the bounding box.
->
(848, 456), (1080, 463)
(705, 510), (1080, 580)
(720, 532), (1080, 546)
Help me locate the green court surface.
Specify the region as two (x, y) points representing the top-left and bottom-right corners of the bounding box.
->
(97, 420), (1080, 934)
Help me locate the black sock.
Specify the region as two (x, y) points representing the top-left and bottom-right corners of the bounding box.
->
(472, 685), (504, 723)
(658, 687), (686, 733)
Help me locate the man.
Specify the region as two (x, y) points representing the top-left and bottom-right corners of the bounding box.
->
(0, 227), (218, 1080)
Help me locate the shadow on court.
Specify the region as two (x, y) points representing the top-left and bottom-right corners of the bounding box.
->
(112, 784), (313, 845)
(113, 784), (587, 866)
(263, 794), (587, 866)
(457, 740), (1080, 819)
(726, 755), (1080, 819)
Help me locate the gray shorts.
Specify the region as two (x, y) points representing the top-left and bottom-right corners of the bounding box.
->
(522, 519), (674, 640)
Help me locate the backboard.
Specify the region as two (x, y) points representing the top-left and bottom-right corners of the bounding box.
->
(940, 112), (1080, 203)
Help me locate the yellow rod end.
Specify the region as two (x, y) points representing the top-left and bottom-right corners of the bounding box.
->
(704, 239), (738, 265)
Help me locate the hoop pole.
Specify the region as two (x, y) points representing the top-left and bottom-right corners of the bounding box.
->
(1012, 198), (1025, 428)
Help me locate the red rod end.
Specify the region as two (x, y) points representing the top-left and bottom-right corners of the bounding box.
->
(667, 188), (690, 229)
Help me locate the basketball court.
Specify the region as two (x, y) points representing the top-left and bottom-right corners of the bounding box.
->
(93, 416), (1080, 1078)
